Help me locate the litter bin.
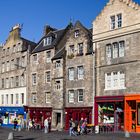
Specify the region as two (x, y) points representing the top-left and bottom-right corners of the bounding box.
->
(95, 125), (99, 134)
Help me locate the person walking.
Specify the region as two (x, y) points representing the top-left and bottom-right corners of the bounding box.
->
(13, 118), (18, 131)
(44, 118), (49, 133)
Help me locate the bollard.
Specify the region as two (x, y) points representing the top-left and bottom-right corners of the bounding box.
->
(7, 132), (14, 140)
(18, 126), (21, 131)
(95, 125), (99, 134)
(125, 131), (130, 138)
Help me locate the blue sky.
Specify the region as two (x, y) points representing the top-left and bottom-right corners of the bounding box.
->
(0, 0), (139, 43)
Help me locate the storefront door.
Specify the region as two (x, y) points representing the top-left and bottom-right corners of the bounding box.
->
(125, 100), (136, 132)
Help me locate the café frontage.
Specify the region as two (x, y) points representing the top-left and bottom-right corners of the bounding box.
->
(95, 94), (140, 133)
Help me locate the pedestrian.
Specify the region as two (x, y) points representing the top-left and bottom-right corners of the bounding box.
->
(48, 117), (51, 132)
(13, 118), (18, 131)
(69, 118), (73, 136)
(44, 118), (49, 133)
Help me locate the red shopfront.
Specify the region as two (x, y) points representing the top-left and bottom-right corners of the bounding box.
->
(95, 96), (124, 132)
(65, 107), (92, 130)
(24, 106), (52, 127)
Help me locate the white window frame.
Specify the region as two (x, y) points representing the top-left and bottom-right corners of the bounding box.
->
(2, 79), (4, 88)
(113, 43), (118, 58)
(32, 93), (37, 103)
(6, 94), (8, 104)
(106, 44), (112, 58)
(32, 73), (37, 85)
(119, 41), (125, 57)
(77, 66), (84, 80)
(78, 43), (83, 55)
(55, 80), (61, 90)
(45, 92), (51, 103)
(45, 71), (51, 83)
(110, 15), (115, 30)
(117, 14), (122, 28)
(68, 90), (74, 103)
(105, 71), (125, 90)
(78, 89), (84, 102)
(68, 67), (74, 81)
(46, 51), (51, 63)
(55, 60), (61, 68)
(44, 36), (52, 46)
(11, 59), (15, 70)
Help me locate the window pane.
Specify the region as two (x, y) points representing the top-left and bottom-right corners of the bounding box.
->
(113, 43), (118, 58)
(120, 71), (125, 88)
(68, 90), (74, 103)
(78, 66), (84, 79)
(110, 15), (115, 29)
(105, 73), (111, 89)
(78, 89), (83, 102)
(106, 44), (112, 58)
(119, 41), (125, 57)
(68, 68), (74, 80)
(117, 14), (122, 28)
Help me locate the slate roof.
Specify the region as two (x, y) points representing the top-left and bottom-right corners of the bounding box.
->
(21, 37), (36, 52)
(32, 29), (65, 54)
(52, 46), (65, 60)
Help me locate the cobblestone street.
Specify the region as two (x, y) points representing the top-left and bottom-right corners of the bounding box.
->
(1, 127), (140, 140)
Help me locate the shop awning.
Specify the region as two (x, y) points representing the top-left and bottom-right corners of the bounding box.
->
(95, 95), (124, 102)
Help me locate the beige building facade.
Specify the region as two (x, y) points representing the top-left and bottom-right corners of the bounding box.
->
(93, 0), (140, 132)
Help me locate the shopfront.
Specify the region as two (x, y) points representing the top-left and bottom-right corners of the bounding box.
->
(124, 94), (140, 132)
(95, 95), (140, 133)
(65, 107), (92, 130)
(95, 96), (124, 132)
(0, 106), (26, 127)
(25, 107), (52, 128)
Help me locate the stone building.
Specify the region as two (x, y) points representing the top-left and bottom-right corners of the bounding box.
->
(93, 0), (140, 132)
(27, 25), (70, 130)
(0, 24), (36, 127)
(64, 21), (94, 130)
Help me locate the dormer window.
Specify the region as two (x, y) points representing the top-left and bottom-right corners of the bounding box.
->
(44, 36), (52, 46)
(75, 30), (79, 38)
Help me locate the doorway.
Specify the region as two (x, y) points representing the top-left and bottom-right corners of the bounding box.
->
(56, 113), (61, 126)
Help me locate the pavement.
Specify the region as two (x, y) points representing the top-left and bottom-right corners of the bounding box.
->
(1, 127), (140, 140)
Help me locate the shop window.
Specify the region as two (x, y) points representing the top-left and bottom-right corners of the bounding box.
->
(137, 103), (140, 125)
